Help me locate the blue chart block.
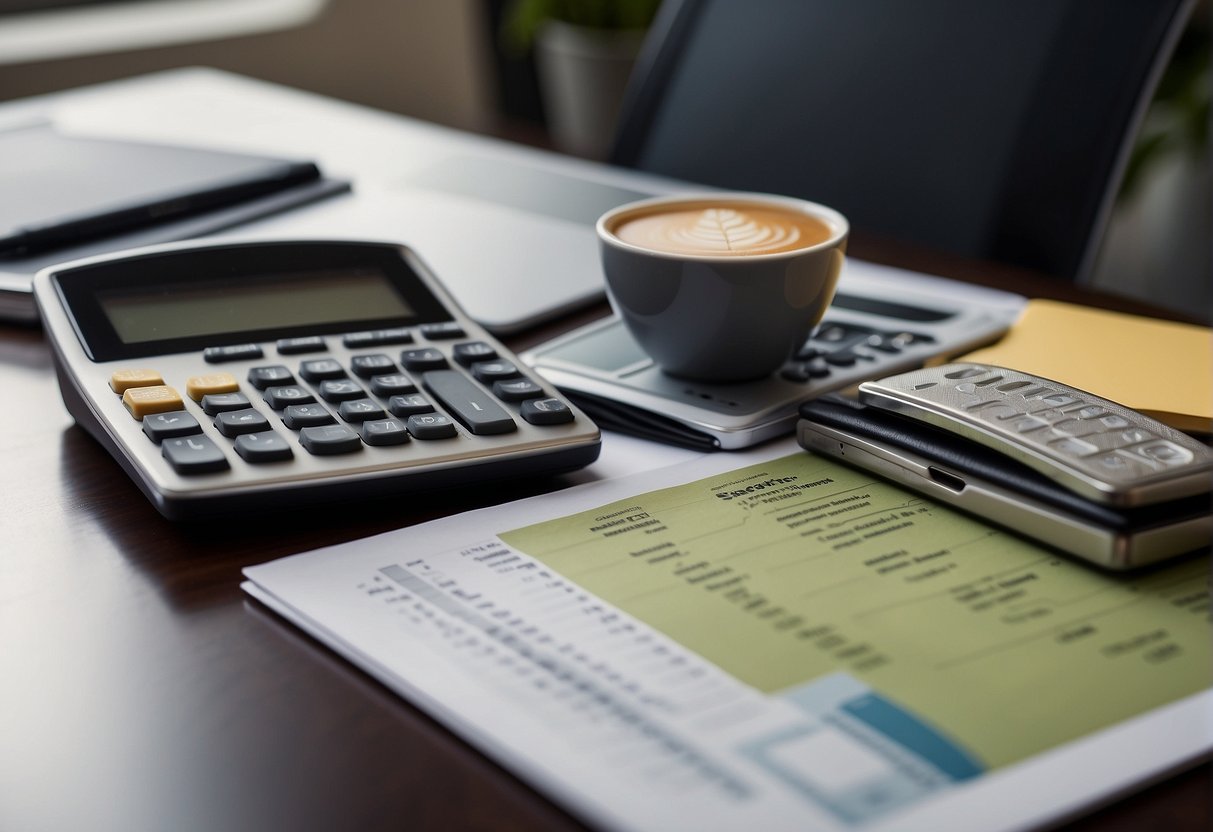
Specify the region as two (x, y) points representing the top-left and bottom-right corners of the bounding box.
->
(843, 693), (984, 782)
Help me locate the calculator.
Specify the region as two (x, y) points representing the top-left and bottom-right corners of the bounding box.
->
(34, 240), (601, 519)
(523, 271), (1024, 449)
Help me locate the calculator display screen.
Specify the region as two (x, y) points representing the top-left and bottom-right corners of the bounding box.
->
(54, 242), (454, 361)
(98, 267), (413, 345)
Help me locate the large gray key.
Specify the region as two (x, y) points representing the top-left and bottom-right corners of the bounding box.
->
(422, 370), (517, 435)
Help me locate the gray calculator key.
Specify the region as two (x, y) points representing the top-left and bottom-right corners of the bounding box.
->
(283, 404), (336, 429)
(420, 322), (464, 340)
(299, 424), (363, 455)
(406, 413), (458, 439)
(493, 378), (544, 402)
(781, 356), (831, 382)
(342, 331), (379, 349)
(370, 374), (417, 396)
(360, 418), (411, 446)
(351, 354), (396, 378)
(201, 392), (252, 416)
(299, 359), (346, 382)
(247, 365), (295, 389)
(373, 327), (414, 346)
(277, 336), (326, 354)
(401, 348), (448, 371)
(422, 370), (516, 435)
(453, 341), (498, 366)
(215, 407), (271, 437)
(234, 431), (294, 463)
(263, 385), (316, 409)
(318, 379), (365, 402)
(388, 394), (434, 416)
(521, 398), (574, 425)
(142, 410), (201, 442)
(470, 360), (520, 382)
(162, 435), (229, 474)
(204, 344), (262, 363)
(823, 351), (857, 367)
(338, 398), (388, 423)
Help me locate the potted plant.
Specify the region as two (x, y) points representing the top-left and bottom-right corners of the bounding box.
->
(502, 0), (662, 158)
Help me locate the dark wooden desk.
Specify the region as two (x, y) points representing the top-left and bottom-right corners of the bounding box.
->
(1, 240), (1208, 831)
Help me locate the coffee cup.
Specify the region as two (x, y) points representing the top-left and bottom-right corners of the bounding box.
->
(597, 192), (848, 382)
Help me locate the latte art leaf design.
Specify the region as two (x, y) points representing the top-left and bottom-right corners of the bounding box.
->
(668, 208), (801, 253)
(613, 202), (831, 255)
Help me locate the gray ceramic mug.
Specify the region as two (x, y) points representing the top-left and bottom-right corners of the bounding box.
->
(597, 192), (848, 382)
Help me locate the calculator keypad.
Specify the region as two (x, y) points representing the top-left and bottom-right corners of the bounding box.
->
(781, 321), (934, 384)
(108, 322), (579, 476)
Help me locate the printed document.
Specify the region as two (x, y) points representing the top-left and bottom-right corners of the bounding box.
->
(243, 441), (1211, 832)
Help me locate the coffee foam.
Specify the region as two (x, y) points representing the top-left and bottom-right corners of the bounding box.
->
(610, 202), (832, 256)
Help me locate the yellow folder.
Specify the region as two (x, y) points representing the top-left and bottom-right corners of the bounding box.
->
(961, 299), (1212, 434)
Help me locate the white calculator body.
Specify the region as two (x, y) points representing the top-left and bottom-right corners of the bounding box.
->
(34, 240), (600, 519)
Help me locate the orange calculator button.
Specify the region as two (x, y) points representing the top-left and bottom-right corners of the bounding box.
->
(122, 385), (185, 420)
(109, 369), (164, 393)
(185, 372), (239, 402)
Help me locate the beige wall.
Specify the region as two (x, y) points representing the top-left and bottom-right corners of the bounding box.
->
(0, 0), (497, 132)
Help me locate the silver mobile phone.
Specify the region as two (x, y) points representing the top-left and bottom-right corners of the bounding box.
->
(797, 364), (1212, 569)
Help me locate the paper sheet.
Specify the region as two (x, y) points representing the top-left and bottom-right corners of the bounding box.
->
(244, 442), (1211, 832)
(501, 452), (1209, 770)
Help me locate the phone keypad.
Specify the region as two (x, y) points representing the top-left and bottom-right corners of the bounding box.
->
(860, 363), (1213, 506)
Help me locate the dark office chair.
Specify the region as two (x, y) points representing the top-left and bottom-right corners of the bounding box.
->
(611, 0), (1192, 283)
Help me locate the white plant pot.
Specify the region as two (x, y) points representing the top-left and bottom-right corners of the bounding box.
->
(534, 20), (646, 159)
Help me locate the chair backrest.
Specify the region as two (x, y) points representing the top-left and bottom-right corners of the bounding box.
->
(611, 0), (1191, 282)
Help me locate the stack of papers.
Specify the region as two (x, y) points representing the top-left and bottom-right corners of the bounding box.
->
(244, 441), (1211, 831)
